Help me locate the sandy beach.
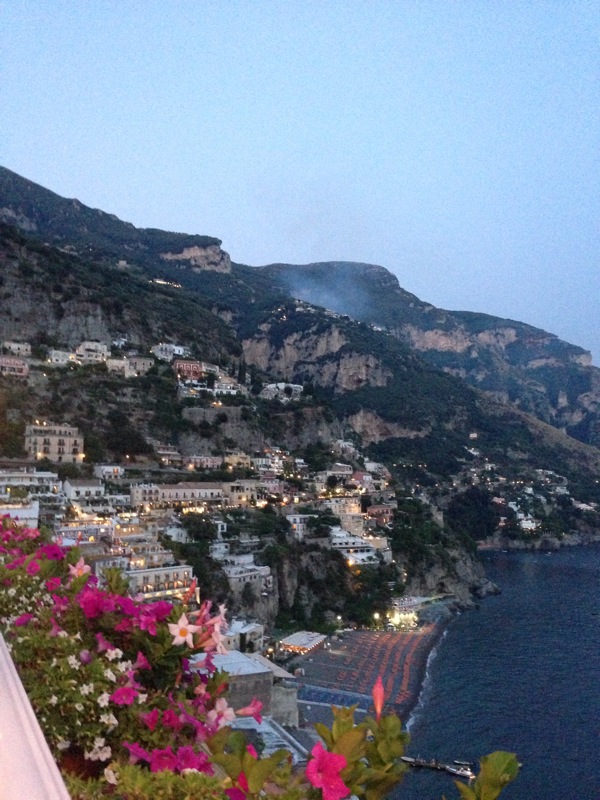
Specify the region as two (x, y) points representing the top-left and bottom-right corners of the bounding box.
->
(295, 625), (443, 728)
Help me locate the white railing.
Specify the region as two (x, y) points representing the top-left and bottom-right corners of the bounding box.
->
(0, 634), (70, 799)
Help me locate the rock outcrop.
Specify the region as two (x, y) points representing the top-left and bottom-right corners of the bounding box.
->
(160, 245), (232, 273)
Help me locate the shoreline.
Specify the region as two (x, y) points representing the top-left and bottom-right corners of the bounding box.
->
(296, 621), (448, 729)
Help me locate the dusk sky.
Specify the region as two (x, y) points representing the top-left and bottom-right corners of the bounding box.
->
(2, 2), (599, 360)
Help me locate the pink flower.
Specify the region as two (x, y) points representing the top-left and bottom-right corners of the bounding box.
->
(161, 708), (183, 731)
(36, 543), (65, 561)
(140, 600), (173, 628)
(14, 613), (34, 626)
(224, 790), (246, 800)
(79, 649), (92, 664)
(115, 595), (137, 615)
(149, 747), (178, 773)
(5, 555), (26, 570)
(45, 577), (62, 592)
(207, 698), (236, 729)
(26, 559), (41, 576)
(306, 742), (349, 800)
(51, 593), (69, 613)
(141, 708), (160, 731)
(95, 632), (113, 652)
(133, 650), (151, 670)
(168, 613), (201, 648)
(175, 745), (210, 773)
(246, 744), (258, 759)
(372, 675), (385, 722)
(110, 686), (138, 705)
(114, 617), (134, 632)
(77, 587), (116, 619)
(68, 557), (91, 579)
(236, 698), (263, 724)
(123, 741), (150, 764)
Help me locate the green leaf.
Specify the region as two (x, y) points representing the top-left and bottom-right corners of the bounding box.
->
(313, 722), (334, 749)
(331, 705), (357, 741)
(333, 728), (366, 764)
(227, 731), (247, 757)
(246, 749), (289, 793)
(454, 782), (477, 800)
(467, 751), (520, 800)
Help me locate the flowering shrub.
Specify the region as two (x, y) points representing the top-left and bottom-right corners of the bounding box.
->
(0, 517), (519, 800)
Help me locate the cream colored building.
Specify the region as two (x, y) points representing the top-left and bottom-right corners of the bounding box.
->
(2, 342), (31, 357)
(24, 423), (84, 464)
(75, 341), (109, 363)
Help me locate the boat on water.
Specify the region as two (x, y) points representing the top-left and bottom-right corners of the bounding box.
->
(446, 765), (476, 780)
(453, 759), (474, 767)
(400, 756), (474, 781)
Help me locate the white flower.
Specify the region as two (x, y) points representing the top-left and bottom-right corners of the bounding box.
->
(106, 647), (123, 661)
(75, 703), (84, 712)
(56, 738), (71, 751)
(168, 612), (201, 647)
(7, 587), (16, 597)
(85, 739), (112, 761)
(104, 767), (118, 784)
(103, 668), (116, 682)
(97, 692), (111, 707)
(67, 655), (80, 670)
(49, 695), (58, 706)
(100, 712), (118, 729)
(80, 683), (94, 696)
(116, 660), (131, 673)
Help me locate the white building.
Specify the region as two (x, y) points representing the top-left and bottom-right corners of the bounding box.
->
(2, 341), (31, 357)
(222, 619), (265, 653)
(329, 526), (380, 565)
(151, 343), (191, 362)
(63, 479), (105, 502)
(130, 482), (224, 508)
(75, 341), (109, 364)
(48, 349), (75, 366)
(120, 562), (194, 601)
(0, 468), (61, 497)
(185, 455), (224, 471)
(222, 563), (272, 597)
(285, 513), (318, 542)
(93, 465), (125, 480)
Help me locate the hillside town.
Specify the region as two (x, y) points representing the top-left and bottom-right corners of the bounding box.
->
(2, 333), (599, 758)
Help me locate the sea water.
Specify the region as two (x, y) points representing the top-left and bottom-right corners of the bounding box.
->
(392, 545), (600, 800)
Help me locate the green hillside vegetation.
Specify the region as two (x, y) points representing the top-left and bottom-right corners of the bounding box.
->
(0, 166), (220, 266)
(0, 223), (238, 357)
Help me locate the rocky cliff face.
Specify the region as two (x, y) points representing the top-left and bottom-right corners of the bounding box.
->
(346, 409), (429, 446)
(270, 547), (351, 622)
(258, 260), (600, 448)
(181, 404), (342, 452)
(242, 324), (392, 393)
(402, 548), (499, 609)
(160, 245), (231, 273)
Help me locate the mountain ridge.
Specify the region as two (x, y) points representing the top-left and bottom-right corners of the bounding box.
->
(2, 165), (600, 493)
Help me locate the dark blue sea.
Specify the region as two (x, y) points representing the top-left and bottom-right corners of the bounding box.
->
(393, 545), (600, 800)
